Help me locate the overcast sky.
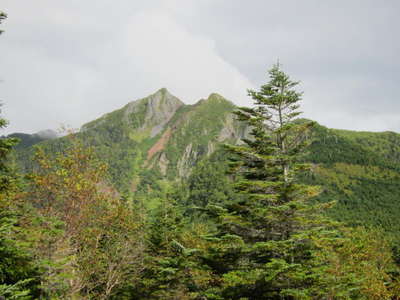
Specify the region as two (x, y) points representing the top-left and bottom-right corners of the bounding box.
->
(1, 0), (399, 134)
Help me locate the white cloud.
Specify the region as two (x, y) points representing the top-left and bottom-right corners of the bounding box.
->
(118, 10), (254, 103)
(1, 2), (253, 134)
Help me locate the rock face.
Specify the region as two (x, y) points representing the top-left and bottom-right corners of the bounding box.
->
(177, 143), (197, 178)
(123, 88), (184, 137)
(82, 88), (183, 134)
(145, 88), (184, 137)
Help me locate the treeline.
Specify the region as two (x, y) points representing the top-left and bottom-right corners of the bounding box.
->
(2, 64), (400, 299)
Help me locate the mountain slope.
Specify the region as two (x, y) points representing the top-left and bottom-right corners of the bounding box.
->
(304, 123), (400, 247)
(10, 89), (400, 247)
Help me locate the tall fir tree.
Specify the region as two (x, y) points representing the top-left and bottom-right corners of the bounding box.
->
(203, 63), (398, 299)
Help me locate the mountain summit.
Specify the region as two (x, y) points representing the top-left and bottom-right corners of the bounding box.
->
(50, 89), (247, 190)
(82, 88), (183, 137)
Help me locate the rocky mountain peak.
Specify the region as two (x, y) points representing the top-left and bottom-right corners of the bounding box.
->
(146, 87), (183, 113)
(207, 92), (225, 101)
(122, 88), (184, 137)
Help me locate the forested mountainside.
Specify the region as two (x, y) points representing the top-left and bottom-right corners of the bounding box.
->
(305, 124), (400, 250)
(11, 89), (400, 235)
(10, 88), (400, 251)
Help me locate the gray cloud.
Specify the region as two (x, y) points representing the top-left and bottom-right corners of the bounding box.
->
(1, 0), (399, 134)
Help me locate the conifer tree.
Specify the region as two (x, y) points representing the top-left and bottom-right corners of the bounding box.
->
(203, 64), (398, 299)
(0, 111), (39, 299)
(0, 12), (41, 299)
(134, 182), (213, 299)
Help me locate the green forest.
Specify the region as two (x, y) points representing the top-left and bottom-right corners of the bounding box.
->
(2, 11), (400, 300)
